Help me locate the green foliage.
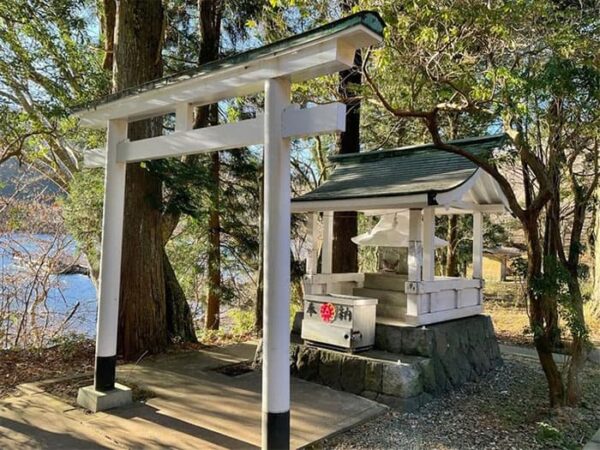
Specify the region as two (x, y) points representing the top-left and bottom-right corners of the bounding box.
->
(61, 169), (104, 275)
(228, 308), (255, 335)
(48, 332), (89, 358)
(358, 214), (378, 273)
(0, 0), (107, 184)
(535, 421), (564, 447)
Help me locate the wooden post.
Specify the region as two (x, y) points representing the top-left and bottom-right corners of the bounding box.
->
(407, 209), (423, 282)
(422, 207), (435, 281)
(175, 102), (194, 132)
(472, 212), (483, 279)
(321, 211), (334, 274)
(307, 212), (319, 275)
(262, 76), (291, 450)
(94, 119), (128, 391)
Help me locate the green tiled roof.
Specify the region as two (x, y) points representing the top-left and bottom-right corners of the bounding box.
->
(293, 134), (506, 203)
(73, 11), (385, 113)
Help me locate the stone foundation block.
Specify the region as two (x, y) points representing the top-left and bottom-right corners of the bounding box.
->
(77, 383), (132, 413)
(382, 363), (422, 398)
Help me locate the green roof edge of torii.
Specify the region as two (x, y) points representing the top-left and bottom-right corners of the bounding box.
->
(71, 10), (385, 114)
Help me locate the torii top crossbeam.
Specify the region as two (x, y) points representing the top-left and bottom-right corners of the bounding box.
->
(74, 11), (385, 128)
(71, 11), (385, 450)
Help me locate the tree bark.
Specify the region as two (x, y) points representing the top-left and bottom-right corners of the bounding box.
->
(332, 46), (361, 274)
(524, 215), (565, 406)
(113, 0), (169, 359)
(195, 0), (223, 330)
(164, 250), (197, 342)
(205, 148), (221, 330)
(101, 0), (116, 70)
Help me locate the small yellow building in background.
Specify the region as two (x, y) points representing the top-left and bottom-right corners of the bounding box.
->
(468, 247), (523, 281)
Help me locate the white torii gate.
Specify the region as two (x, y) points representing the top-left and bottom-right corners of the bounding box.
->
(73, 12), (384, 450)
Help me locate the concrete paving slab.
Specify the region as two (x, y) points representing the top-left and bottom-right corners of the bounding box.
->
(0, 342), (386, 449)
(584, 429), (600, 450)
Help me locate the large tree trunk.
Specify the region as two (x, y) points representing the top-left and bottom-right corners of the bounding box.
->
(197, 0), (223, 330)
(205, 149), (221, 330)
(332, 44), (361, 273)
(565, 274), (587, 405)
(113, 0), (169, 359)
(563, 182), (590, 405)
(524, 215), (565, 406)
(164, 250), (197, 342)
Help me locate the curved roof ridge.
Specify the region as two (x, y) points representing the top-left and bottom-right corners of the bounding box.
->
(293, 134), (507, 204)
(329, 134), (507, 163)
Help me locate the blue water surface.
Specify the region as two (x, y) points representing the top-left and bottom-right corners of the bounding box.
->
(0, 233), (97, 338)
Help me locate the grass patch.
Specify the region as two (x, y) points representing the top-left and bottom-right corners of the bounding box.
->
(485, 281), (600, 346)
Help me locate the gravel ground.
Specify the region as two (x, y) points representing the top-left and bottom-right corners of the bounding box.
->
(319, 354), (600, 450)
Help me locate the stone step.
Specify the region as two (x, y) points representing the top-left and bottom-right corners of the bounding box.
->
(363, 272), (407, 291)
(376, 304), (407, 320)
(353, 287), (407, 307)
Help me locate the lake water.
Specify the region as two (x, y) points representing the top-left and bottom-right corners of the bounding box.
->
(0, 234), (97, 339)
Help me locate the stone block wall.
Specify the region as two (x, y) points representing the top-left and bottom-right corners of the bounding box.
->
(257, 314), (502, 411)
(291, 343), (432, 411)
(374, 315), (503, 393)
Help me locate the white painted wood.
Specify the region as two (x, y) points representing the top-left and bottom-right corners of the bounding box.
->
(407, 209), (423, 282)
(175, 102), (194, 131)
(76, 28), (382, 128)
(435, 203), (506, 214)
(95, 119), (128, 358)
(304, 272), (365, 284)
(404, 305), (484, 326)
(117, 103), (346, 163)
(120, 117), (263, 163)
(307, 212), (319, 275)
(282, 102), (346, 138)
(405, 278), (482, 294)
(321, 211), (334, 274)
(83, 148), (106, 169)
(436, 169), (482, 205)
(406, 293), (420, 317)
(291, 194), (429, 213)
(262, 77), (291, 430)
(472, 211), (483, 279)
(422, 207), (435, 281)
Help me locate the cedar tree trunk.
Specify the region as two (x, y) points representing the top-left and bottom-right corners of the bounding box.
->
(198, 0), (223, 330)
(332, 48), (361, 273)
(113, 0), (169, 359)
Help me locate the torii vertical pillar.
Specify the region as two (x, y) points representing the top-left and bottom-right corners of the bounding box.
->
(94, 119), (127, 391)
(262, 76), (291, 449)
(77, 119), (132, 412)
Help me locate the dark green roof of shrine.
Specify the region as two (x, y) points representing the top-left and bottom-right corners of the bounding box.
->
(73, 11), (385, 113)
(293, 134), (506, 203)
